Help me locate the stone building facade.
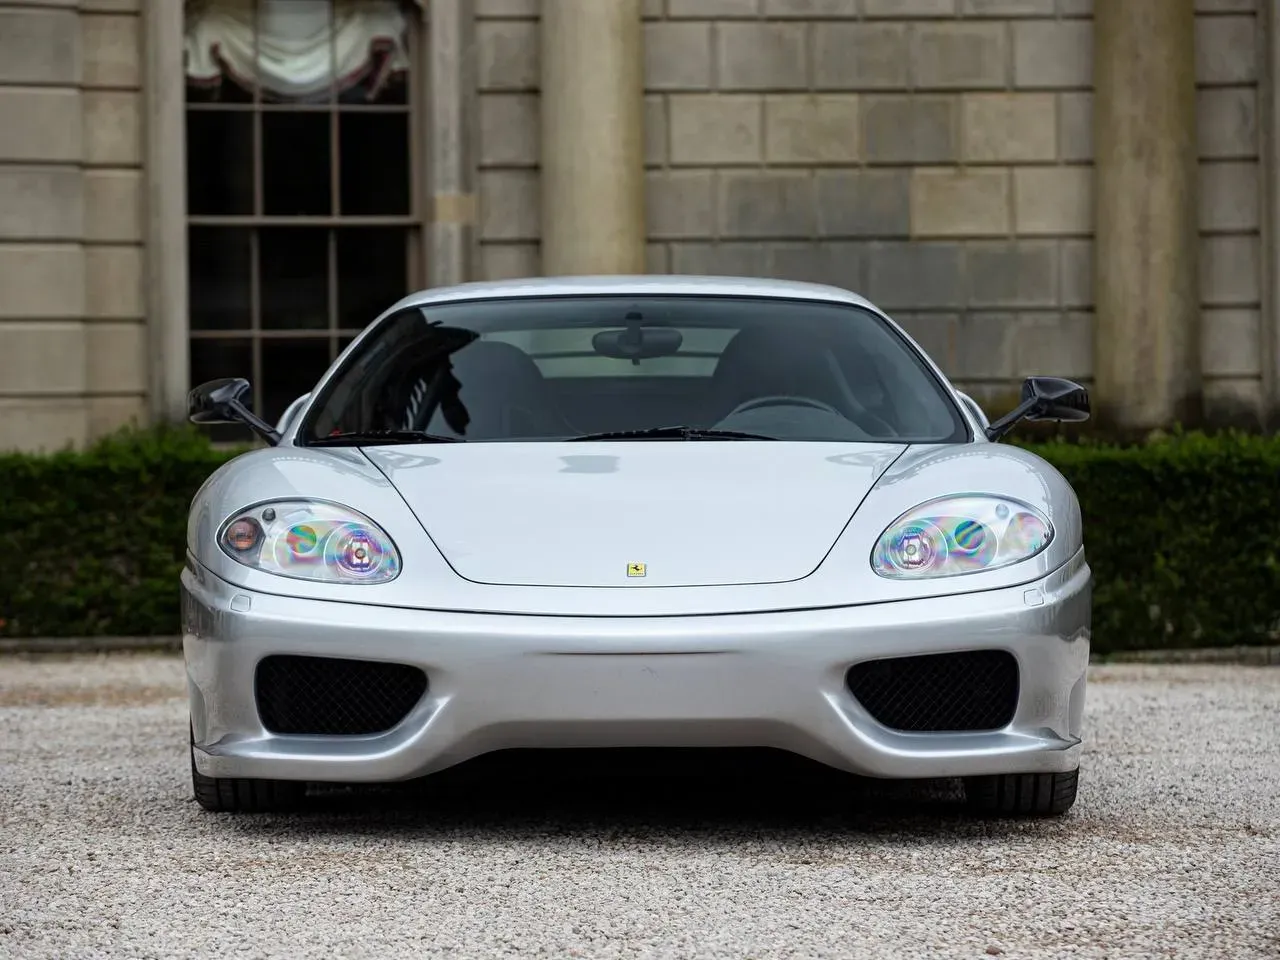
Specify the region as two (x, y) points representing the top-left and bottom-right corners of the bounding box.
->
(0, 0), (1270, 450)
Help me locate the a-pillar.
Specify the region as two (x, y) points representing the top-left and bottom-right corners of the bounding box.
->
(1093, 0), (1201, 430)
(540, 0), (646, 276)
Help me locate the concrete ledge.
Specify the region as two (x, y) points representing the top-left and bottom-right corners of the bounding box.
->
(1098, 645), (1280, 666)
(1, 636), (1278, 665)
(0, 636), (181, 655)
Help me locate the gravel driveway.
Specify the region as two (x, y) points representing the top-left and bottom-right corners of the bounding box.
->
(1, 653), (1277, 960)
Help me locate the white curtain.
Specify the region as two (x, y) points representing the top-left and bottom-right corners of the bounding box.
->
(184, 0), (419, 102)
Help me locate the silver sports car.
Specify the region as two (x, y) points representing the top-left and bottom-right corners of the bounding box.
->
(183, 276), (1092, 817)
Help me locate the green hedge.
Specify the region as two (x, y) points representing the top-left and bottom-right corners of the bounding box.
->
(1018, 432), (1280, 651)
(0, 426), (242, 639)
(1, 425), (1277, 652)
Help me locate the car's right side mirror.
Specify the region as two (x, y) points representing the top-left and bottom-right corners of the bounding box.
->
(985, 376), (1090, 441)
(188, 377), (282, 446)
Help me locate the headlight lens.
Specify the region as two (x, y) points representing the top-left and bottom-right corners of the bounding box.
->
(872, 495), (1053, 579)
(218, 500), (401, 583)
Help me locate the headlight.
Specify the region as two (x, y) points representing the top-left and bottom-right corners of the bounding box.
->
(872, 495), (1053, 579)
(218, 500), (401, 584)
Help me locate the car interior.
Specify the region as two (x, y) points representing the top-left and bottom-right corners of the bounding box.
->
(399, 327), (956, 442)
(303, 300), (969, 444)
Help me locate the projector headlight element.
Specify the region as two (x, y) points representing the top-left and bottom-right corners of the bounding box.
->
(872, 495), (1053, 579)
(218, 500), (401, 584)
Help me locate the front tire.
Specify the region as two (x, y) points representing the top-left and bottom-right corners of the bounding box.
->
(190, 725), (304, 813)
(963, 769), (1079, 817)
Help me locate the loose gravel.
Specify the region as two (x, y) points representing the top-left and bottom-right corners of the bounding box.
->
(1, 653), (1277, 960)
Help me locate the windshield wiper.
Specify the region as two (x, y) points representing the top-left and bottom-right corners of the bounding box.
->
(568, 425), (778, 442)
(307, 429), (462, 447)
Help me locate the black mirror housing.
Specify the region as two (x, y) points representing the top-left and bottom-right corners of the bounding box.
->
(188, 377), (282, 445)
(985, 376), (1090, 441)
(1022, 376), (1091, 423)
(189, 377), (251, 424)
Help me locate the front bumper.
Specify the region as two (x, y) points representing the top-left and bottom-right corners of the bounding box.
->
(184, 551), (1090, 783)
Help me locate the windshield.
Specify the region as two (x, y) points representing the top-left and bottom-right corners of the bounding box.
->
(298, 294), (969, 444)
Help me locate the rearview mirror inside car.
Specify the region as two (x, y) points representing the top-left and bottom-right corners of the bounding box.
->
(592, 326), (683, 362)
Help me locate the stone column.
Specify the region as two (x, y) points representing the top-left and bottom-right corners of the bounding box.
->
(426, 0), (475, 288)
(540, 0), (646, 276)
(1265, 0), (1280, 424)
(1093, 0), (1200, 430)
(144, 0), (190, 424)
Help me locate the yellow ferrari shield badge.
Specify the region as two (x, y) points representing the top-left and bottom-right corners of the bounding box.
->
(626, 562), (647, 578)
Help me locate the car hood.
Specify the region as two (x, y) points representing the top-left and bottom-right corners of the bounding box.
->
(362, 442), (906, 588)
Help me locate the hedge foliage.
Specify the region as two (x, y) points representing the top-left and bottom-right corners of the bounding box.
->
(0, 426), (243, 639)
(1, 425), (1277, 652)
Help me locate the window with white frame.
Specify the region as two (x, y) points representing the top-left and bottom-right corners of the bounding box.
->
(183, 0), (423, 439)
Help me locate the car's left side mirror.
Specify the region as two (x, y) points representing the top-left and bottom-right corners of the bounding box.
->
(188, 377), (282, 446)
(985, 376), (1090, 441)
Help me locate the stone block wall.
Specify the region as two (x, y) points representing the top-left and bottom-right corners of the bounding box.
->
(476, 0), (1267, 417)
(1195, 0), (1264, 421)
(0, 0), (1258, 453)
(0, 0), (146, 452)
(475, 0), (541, 280)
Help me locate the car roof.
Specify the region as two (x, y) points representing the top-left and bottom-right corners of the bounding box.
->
(382, 275), (881, 314)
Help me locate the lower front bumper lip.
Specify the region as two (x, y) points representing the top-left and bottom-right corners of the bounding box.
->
(194, 731), (1083, 783)
(184, 550), (1091, 783)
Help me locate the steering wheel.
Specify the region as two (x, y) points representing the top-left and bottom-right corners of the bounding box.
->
(724, 395), (845, 419)
(722, 394), (899, 438)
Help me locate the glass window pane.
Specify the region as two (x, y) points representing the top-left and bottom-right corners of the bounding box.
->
(260, 228), (331, 330)
(189, 227), (252, 330)
(336, 228), (408, 330)
(190, 337), (254, 443)
(263, 112), (332, 215)
(261, 337), (335, 426)
(186, 110), (254, 216)
(339, 72), (408, 106)
(339, 112), (410, 215)
(302, 296), (971, 444)
(186, 77), (253, 105)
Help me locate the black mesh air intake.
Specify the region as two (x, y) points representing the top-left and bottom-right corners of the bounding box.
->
(255, 655), (427, 736)
(846, 650), (1019, 732)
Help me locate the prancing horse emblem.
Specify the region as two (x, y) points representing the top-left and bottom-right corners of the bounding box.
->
(626, 562), (646, 578)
